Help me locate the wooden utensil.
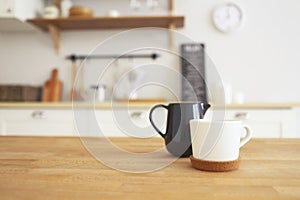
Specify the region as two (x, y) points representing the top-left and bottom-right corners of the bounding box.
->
(42, 69), (63, 102)
(70, 61), (76, 100)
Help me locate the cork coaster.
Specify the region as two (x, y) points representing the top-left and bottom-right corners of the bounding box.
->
(190, 155), (240, 172)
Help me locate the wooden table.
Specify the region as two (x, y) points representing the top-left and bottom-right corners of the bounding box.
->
(0, 137), (299, 199)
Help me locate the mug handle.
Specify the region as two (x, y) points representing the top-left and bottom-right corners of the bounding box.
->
(239, 125), (252, 148)
(149, 104), (168, 138)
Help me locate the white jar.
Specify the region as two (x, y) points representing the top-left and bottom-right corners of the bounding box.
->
(60, 0), (73, 17)
(43, 5), (59, 18)
(107, 10), (120, 17)
(89, 84), (106, 102)
(96, 84), (106, 102)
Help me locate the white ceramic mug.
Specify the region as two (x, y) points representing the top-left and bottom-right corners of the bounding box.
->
(190, 120), (252, 161)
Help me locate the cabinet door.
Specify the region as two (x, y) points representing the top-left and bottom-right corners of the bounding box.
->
(89, 108), (167, 137)
(281, 109), (298, 138)
(0, 109), (76, 136)
(224, 109), (283, 138)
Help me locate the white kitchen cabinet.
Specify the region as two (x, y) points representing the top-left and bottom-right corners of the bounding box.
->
(0, 0), (42, 31)
(0, 105), (297, 138)
(94, 109), (166, 138)
(0, 108), (167, 137)
(0, 109), (76, 136)
(75, 108), (166, 138)
(223, 109), (297, 138)
(281, 108), (298, 138)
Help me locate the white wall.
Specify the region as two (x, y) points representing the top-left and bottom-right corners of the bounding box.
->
(0, 0), (299, 102)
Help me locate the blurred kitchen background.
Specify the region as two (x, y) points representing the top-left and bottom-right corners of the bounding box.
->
(0, 0), (299, 103)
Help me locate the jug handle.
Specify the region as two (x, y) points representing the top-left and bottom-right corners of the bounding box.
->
(149, 104), (168, 138)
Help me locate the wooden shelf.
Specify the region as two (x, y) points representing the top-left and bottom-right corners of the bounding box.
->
(27, 16), (184, 31)
(27, 15), (184, 53)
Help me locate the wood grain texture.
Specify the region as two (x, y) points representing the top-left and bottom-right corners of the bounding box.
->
(0, 137), (299, 199)
(42, 69), (63, 102)
(27, 16), (184, 31)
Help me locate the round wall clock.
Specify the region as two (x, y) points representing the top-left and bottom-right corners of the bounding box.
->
(212, 2), (244, 33)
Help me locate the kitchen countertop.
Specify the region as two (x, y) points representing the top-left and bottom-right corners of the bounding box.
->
(0, 102), (162, 109)
(0, 137), (299, 199)
(1, 102), (300, 109)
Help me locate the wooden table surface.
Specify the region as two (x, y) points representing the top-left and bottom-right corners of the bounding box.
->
(0, 137), (299, 200)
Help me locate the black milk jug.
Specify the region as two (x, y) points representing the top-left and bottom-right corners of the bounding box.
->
(149, 102), (210, 157)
